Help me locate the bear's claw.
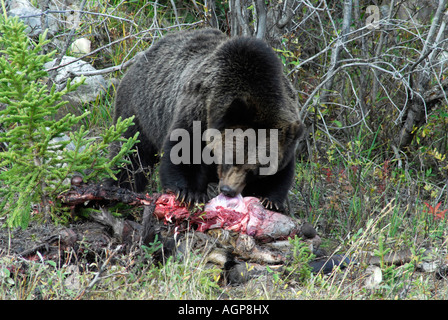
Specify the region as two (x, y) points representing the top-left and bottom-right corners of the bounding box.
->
(261, 197), (284, 213)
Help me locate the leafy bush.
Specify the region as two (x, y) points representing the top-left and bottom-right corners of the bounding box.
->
(0, 16), (138, 228)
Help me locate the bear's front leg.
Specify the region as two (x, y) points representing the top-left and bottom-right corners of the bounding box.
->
(244, 158), (296, 213)
(160, 139), (211, 206)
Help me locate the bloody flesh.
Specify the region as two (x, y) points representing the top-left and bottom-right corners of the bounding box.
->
(154, 194), (299, 242)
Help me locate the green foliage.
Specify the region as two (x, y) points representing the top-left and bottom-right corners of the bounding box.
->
(0, 16), (138, 229)
(280, 236), (315, 284)
(141, 234), (163, 258)
(369, 234), (430, 299)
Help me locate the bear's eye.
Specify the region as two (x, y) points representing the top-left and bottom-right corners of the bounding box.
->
(246, 168), (259, 180)
(220, 163), (231, 173)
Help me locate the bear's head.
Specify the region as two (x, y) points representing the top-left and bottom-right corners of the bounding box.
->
(206, 120), (302, 198)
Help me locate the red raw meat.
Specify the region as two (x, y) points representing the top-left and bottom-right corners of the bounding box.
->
(154, 193), (299, 242)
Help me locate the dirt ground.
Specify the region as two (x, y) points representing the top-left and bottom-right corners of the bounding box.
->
(0, 189), (345, 289)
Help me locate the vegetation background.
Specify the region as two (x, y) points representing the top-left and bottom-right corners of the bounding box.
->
(1, 0), (448, 300)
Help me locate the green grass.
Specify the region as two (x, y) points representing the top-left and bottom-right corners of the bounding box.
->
(2, 177), (448, 300)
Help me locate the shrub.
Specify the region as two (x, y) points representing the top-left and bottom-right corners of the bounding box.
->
(0, 16), (138, 228)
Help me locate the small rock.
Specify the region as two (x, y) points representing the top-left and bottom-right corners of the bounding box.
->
(44, 56), (107, 104)
(8, 0), (58, 36)
(222, 252), (259, 285)
(71, 38), (92, 55)
(418, 261), (439, 273)
(70, 175), (84, 187)
(301, 222), (317, 239)
(364, 265), (382, 289)
(64, 265), (81, 291)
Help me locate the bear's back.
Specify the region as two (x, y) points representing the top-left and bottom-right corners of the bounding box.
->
(115, 29), (227, 147)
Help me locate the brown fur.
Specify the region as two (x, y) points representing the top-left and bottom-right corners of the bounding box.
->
(113, 28), (303, 211)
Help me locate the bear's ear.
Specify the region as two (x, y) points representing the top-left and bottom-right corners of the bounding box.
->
(284, 120), (304, 143)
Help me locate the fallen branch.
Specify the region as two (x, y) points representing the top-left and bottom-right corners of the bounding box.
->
(57, 181), (158, 209)
(31, 182), (343, 277)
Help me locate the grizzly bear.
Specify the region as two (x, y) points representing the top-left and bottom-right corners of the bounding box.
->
(113, 28), (303, 212)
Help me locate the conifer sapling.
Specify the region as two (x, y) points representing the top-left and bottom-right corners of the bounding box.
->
(0, 16), (138, 228)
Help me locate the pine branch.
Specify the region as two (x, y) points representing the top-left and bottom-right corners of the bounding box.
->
(0, 17), (137, 228)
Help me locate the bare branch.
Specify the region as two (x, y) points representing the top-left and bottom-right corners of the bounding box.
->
(235, 0), (251, 36)
(20, 9), (138, 27)
(255, 0), (267, 39)
(44, 21), (204, 74)
(169, 0), (181, 30)
(318, 0), (352, 104)
(397, 0), (448, 150)
(300, 59), (411, 119)
(49, 0), (87, 81)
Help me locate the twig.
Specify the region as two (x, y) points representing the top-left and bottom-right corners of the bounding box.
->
(49, 0), (87, 81)
(169, 0), (181, 30)
(18, 235), (59, 257)
(18, 9), (138, 27)
(68, 52), (144, 77)
(44, 21), (204, 73)
(75, 244), (123, 299)
(371, 0), (395, 100)
(299, 59), (411, 119)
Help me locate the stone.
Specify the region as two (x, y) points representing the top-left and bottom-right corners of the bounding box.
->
(70, 38), (92, 55)
(8, 0), (58, 36)
(44, 56), (107, 108)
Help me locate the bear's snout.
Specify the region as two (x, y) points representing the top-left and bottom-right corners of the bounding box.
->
(219, 185), (238, 198)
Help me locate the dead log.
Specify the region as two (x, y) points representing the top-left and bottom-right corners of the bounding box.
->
(58, 180), (159, 209)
